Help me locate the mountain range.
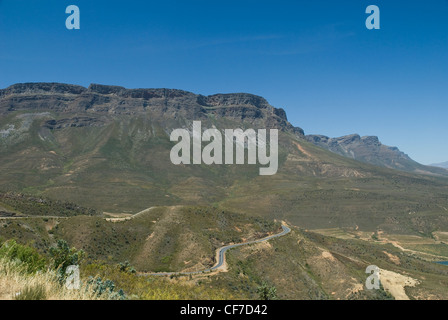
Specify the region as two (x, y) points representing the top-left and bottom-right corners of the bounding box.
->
(1, 83), (448, 234)
(306, 134), (448, 176)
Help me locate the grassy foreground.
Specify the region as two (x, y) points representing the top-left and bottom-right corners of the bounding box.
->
(0, 240), (108, 300)
(0, 239), (246, 300)
(0, 257), (105, 300)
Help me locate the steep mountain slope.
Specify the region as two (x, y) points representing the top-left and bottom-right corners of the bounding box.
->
(306, 134), (448, 176)
(1, 83), (448, 235)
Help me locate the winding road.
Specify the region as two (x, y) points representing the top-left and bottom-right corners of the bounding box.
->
(1, 206), (291, 277)
(145, 225), (291, 277)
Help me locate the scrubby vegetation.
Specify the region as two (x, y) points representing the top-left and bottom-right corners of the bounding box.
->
(1, 204), (448, 300)
(0, 239), (47, 273)
(257, 282), (277, 300)
(0, 239), (238, 300)
(0, 240), (122, 300)
(0, 192), (100, 217)
(0, 204), (284, 300)
(49, 239), (85, 283)
(82, 262), (248, 300)
(47, 206), (281, 273)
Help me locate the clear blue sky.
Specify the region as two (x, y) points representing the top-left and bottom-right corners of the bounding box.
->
(0, 0), (447, 164)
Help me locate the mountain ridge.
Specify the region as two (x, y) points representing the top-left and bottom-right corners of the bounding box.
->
(1, 82), (448, 234)
(0, 82), (304, 136)
(0, 82), (439, 177)
(305, 133), (448, 176)
(430, 161), (448, 169)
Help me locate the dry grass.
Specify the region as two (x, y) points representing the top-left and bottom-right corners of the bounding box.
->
(0, 258), (110, 300)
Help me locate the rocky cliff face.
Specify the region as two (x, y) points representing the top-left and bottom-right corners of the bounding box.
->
(0, 83), (304, 136)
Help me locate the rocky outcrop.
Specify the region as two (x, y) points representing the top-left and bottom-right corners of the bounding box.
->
(44, 117), (106, 130)
(0, 82), (304, 136)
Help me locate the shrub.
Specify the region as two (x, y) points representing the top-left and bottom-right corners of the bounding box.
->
(49, 239), (84, 281)
(118, 261), (136, 274)
(86, 276), (126, 300)
(0, 240), (47, 274)
(257, 282), (277, 300)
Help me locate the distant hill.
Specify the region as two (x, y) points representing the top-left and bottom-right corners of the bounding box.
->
(306, 134), (448, 176)
(430, 161), (448, 169)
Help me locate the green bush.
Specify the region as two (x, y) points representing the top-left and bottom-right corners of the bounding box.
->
(0, 240), (47, 273)
(257, 282), (277, 300)
(118, 261), (136, 274)
(87, 276), (126, 300)
(49, 239), (84, 280)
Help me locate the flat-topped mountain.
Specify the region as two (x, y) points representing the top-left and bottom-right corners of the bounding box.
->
(1, 82), (448, 235)
(0, 82), (303, 136)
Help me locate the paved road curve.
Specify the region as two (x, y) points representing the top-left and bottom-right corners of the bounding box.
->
(145, 225), (291, 277)
(0, 207), (291, 277)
